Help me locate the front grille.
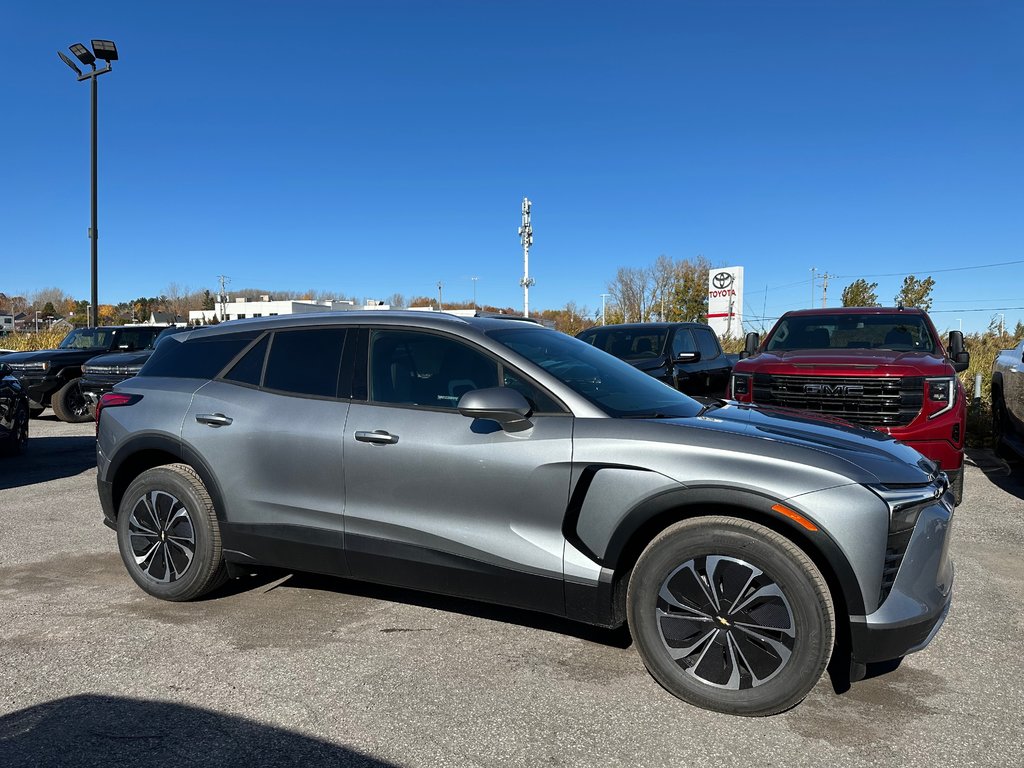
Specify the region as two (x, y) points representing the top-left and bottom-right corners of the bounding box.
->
(8, 363), (46, 372)
(83, 366), (140, 376)
(752, 374), (924, 427)
(879, 528), (914, 605)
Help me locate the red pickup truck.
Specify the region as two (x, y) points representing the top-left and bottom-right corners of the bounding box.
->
(729, 306), (970, 504)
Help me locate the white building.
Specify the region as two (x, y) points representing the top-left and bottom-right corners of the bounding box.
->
(188, 296), (391, 325)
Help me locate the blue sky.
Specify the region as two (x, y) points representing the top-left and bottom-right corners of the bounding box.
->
(2, 0), (1022, 332)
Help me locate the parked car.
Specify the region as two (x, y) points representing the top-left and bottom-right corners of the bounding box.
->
(992, 339), (1024, 459)
(2, 325), (167, 423)
(576, 322), (736, 396)
(80, 326), (189, 414)
(96, 312), (954, 716)
(730, 307), (969, 504)
(0, 361), (29, 455)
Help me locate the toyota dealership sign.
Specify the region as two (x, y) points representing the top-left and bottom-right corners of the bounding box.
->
(707, 266), (744, 339)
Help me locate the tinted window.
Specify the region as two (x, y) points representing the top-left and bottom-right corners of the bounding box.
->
(695, 329), (720, 359)
(370, 330), (499, 409)
(140, 331), (261, 379)
(502, 369), (563, 414)
(671, 329), (697, 356)
(577, 327), (668, 360)
(489, 327), (701, 418)
(59, 328), (115, 350)
(263, 328), (348, 398)
(223, 334), (269, 386)
(113, 327), (162, 351)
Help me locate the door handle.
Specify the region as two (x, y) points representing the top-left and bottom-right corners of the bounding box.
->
(354, 430), (399, 445)
(196, 413), (233, 427)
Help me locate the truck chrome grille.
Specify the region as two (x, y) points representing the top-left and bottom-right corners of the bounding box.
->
(753, 374), (924, 427)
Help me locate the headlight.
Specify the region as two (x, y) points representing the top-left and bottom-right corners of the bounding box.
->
(730, 373), (752, 400)
(925, 377), (957, 419)
(872, 483), (945, 534)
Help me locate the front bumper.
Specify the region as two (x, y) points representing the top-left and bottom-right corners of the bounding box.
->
(849, 496), (955, 664)
(12, 372), (61, 408)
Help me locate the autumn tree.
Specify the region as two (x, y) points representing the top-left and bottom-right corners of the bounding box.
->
(841, 279), (880, 307)
(894, 275), (936, 311)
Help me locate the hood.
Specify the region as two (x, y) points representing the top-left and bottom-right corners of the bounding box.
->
(628, 357), (668, 373)
(83, 350), (153, 370)
(736, 348), (951, 376)
(662, 401), (936, 486)
(2, 349), (63, 365)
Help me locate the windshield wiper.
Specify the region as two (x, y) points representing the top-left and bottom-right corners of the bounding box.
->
(622, 412), (674, 419)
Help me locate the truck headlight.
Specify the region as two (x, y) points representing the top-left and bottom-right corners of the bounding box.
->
(925, 377), (957, 419)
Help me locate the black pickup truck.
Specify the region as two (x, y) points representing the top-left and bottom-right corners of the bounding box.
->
(2, 325), (167, 423)
(576, 322), (737, 396)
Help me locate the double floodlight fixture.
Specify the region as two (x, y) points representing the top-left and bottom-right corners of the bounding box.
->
(59, 40), (118, 77)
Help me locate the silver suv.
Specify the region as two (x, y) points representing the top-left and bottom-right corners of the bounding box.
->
(96, 312), (955, 716)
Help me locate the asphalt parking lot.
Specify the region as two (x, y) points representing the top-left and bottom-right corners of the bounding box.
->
(1, 416), (1023, 768)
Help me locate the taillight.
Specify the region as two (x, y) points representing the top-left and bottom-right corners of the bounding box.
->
(95, 392), (142, 434)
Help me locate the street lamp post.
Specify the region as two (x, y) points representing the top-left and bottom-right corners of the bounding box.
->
(58, 40), (118, 328)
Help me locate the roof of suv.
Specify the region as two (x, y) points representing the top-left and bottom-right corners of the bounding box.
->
(176, 311), (543, 340)
(780, 306), (928, 318)
(579, 322), (712, 331)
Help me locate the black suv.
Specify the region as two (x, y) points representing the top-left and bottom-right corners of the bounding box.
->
(576, 322), (736, 396)
(0, 361), (29, 455)
(3, 325), (167, 423)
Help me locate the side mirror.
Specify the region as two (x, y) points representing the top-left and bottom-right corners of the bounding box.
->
(741, 332), (760, 359)
(676, 350), (701, 363)
(458, 387), (533, 432)
(948, 331), (970, 373)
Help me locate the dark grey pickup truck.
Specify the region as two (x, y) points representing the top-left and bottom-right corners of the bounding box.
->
(576, 322), (737, 396)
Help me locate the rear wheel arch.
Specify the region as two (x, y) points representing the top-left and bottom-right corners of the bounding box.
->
(108, 436), (227, 524)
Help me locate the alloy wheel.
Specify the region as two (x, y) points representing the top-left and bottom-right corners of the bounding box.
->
(656, 555), (796, 690)
(127, 490), (196, 583)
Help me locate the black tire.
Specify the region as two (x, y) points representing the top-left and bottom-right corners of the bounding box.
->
(116, 463), (228, 601)
(0, 401), (29, 456)
(948, 467), (964, 506)
(992, 385), (1008, 454)
(51, 378), (92, 423)
(627, 516), (834, 716)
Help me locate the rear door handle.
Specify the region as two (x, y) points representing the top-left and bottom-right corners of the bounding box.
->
(196, 413), (233, 427)
(354, 430), (399, 445)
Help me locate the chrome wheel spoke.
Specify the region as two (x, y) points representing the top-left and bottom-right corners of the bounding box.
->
(127, 489), (196, 585)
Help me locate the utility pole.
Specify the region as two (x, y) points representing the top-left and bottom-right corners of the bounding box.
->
(471, 276), (479, 310)
(600, 293), (611, 325)
(217, 274), (230, 321)
(437, 281), (443, 311)
(518, 197), (535, 317)
(820, 272), (837, 307)
(810, 266), (817, 308)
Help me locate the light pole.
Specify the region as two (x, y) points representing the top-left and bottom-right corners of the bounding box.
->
(437, 281), (443, 311)
(600, 293), (611, 325)
(471, 276), (479, 309)
(58, 39), (118, 328)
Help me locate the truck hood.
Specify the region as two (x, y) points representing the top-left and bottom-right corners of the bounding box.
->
(2, 348), (107, 366)
(660, 401), (937, 486)
(736, 348), (952, 376)
(83, 350), (153, 369)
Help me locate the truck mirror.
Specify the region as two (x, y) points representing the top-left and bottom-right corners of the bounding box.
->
(741, 332), (759, 359)
(948, 331), (970, 372)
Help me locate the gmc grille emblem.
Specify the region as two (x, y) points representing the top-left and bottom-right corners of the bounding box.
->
(804, 384), (864, 396)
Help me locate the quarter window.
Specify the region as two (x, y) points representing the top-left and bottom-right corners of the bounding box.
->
(223, 335), (269, 387)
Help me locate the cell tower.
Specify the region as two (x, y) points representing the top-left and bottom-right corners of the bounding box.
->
(518, 197), (535, 317)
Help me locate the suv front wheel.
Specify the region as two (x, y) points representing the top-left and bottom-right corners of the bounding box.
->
(627, 516), (834, 716)
(116, 464), (228, 601)
(51, 379), (92, 423)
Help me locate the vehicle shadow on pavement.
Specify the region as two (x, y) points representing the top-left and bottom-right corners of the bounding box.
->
(0, 436), (97, 490)
(0, 694), (395, 768)
(966, 447), (1024, 502)
(253, 570), (635, 649)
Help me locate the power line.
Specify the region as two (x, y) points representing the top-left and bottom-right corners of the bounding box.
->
(833, 258), (1024, 279)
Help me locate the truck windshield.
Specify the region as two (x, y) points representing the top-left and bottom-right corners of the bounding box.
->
(58, 328), (114, 350)
(765, 314), (936, 353)
(488, 327), (701, 418)
(576, 327), (668, 360)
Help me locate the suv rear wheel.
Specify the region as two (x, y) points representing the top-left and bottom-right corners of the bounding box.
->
(627, 516), (834, 716)
(116, 464), (228, 601)
(0, 402), (28, 455)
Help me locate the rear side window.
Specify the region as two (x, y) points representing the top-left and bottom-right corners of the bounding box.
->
(140, 331), (261, 379)
(262, 328), (348, 398)
(695, 329), (720, 360)
(223, 335), (270, 386)
(114, 327), (162, 351)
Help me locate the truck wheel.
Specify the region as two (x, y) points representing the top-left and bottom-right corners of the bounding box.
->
(992, 385), (1008, 453)
(0, 402), (29, 456)
(116, 464), (228, 601)
(948, 468), (964, 506)
(50, 379), (92, 423)
(627, 516), (834, 716)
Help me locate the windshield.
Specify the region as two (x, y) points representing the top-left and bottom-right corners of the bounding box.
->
(488, 327), (702, 418)
(58, 328), (114, 350)
(765, 314), (936, 353)
(577, 327), (668, 360)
